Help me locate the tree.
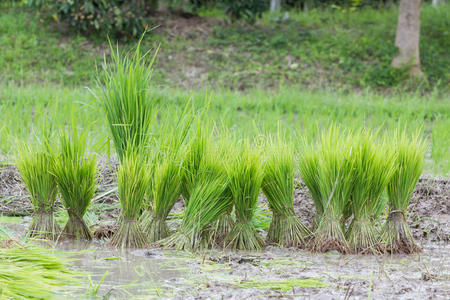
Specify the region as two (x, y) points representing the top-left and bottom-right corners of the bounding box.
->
(270, 0), (281, 12)
(391, 0), (423, 77)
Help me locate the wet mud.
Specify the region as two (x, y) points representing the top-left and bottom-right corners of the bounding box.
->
(1, 162), (449, 299)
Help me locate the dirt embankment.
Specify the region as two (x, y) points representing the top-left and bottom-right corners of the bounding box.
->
(1, 162), (449, 244)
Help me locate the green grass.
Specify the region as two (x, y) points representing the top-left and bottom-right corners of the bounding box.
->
(0, 4), (448, 90)
(1, 84), (448, 175)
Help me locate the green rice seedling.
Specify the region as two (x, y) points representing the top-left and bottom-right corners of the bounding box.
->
(206, 133), (235, 246)
(143, 158), (183, 242)
(299, 126), (353, 254)
(16, 143), (59, 240)
(346, 130), (395, 254)
(92, 36), (157, 161)
(0, 245), (80, 299)
(111, 150), (150, 248)
(224, 140), (264, 250)
(381, 129), (426, 254)
(180, 119), (214, 205)
(141, 109), (193, 242)
(53, 127), (97, 240)
(162, 151), (232, 251)
(262, 137), (310, 248)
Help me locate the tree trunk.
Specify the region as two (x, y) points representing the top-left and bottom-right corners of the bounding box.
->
(391, 0), (423, 77)
(270, 0), (282, 12)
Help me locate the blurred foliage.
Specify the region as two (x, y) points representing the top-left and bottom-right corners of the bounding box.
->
(28, 0), (157, 37)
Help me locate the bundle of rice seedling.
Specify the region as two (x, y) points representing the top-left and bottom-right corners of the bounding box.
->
(92, 36), (157, 162)
(163, 151), (232, 251)
(53, 127), (97, 240)
(224, 141), (264, 250)
(180, 121), (213, 205)
(0, 245), (80, 299)
(141, 110), (192, 242)
(142, 157), (183, 242)
(16, 144), (59, 240)
(346, 130), (395, 254)
(299, 126), (353, 253)
(262, 137), (309, 248)
(381, 129), (426, 254)
(111, 150), (150, 248)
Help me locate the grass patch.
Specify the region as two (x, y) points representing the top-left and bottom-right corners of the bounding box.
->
(235, 277), (328, 291)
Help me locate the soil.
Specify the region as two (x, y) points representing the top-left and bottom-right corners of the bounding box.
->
(1, 159), (449, 299)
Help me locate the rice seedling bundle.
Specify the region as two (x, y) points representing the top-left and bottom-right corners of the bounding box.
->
(299, 126), (353, 253)
(180, 122), (213, 205)
(0, 246), (79, 299)
(141, 110), (192, 242)
(163, 151), (232, 251)
(224, 140), (264, 250)
(346, 130), (395, 254)
(111, 150), (150, 248)
(262, 137), (309, 248)
(53, 127), (97, 240)
(381, 129), (426, 254)
(16, 144), (59, 240)
(93, 36), (157, 162)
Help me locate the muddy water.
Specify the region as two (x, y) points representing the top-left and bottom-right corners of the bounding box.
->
(2, 218), (449, 299)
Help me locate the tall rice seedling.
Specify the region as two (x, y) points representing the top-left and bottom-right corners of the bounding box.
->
(262, 137), (309, 248)
(111, 150), (150, 248)
(92, 36), (156, 162)
(299, 126), (353, 253)
(381, 129), (426, 254)
(16, 144), (59, 240)
(0, 246), (79, 299)
(346, 130), (395, 254)
(141, 111), (192, 242)
(53, 127), (97, 240)
(180, 121), (213, 205)
(224, 140), (264, 250)
(163, 151), (232, 251)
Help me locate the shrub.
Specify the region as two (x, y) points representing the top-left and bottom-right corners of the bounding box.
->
(29, 0), (155, 37)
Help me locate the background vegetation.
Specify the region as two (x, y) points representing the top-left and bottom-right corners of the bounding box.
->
(0, 1), (448, 175)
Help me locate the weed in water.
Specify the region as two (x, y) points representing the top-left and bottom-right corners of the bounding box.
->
(111, 150), (150, 248)
(16, 142), (59, 240)
(224, 140), (264, 250)
(381, 128), (426, 254)
(262, 136), (309, 248)
(53, 127), (97, 240)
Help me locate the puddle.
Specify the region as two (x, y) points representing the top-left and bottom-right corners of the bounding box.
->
(1, 218), (449, 299)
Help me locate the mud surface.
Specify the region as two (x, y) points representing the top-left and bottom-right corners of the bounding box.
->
(1, 161), (449, 299)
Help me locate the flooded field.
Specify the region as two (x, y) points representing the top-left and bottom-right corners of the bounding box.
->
(2, 217), (450, 299)
(1, 164), (449, 299)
